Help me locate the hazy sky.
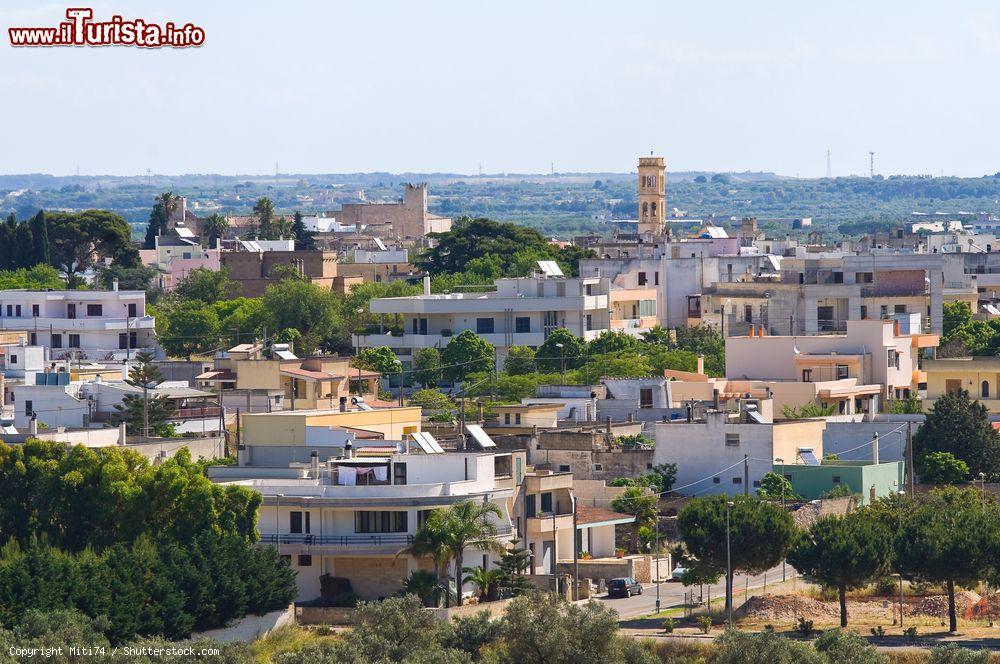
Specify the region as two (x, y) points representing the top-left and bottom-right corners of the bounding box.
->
(2, 1), (999, 177)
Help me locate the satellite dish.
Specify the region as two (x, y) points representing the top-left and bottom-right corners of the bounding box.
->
(793, 346), (801, 355)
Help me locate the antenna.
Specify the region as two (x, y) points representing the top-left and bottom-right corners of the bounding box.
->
(869, 151), (875, 178)
(825, 149), (832, 178)
(478, 162), (483, 177)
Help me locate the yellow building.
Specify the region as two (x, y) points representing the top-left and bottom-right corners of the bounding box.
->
(923, 356), (1000, 413)
(241, 406), (422, 446)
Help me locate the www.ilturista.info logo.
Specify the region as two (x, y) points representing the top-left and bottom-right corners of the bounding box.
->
(8, 8), (205, 48)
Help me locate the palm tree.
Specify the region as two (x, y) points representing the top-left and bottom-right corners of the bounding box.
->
(611, 486), (659, 553)
(462, 566), (503, 602)
(399, 570), (444, 607)
(201, 213), (228, 248)
(396, 510), (453, 606)
(441, 501), (505, 606)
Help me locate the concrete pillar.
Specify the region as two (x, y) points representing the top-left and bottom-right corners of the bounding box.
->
(928, 268), (943, 334)
(804, 297), (819, 334)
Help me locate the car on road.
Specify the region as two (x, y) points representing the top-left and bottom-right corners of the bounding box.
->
(607, 577), (643, 598)
(671, 566), (687, 581)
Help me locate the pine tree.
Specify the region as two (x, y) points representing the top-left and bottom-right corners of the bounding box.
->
(291, 210), (317, 250)
(29, 210), (50, 266)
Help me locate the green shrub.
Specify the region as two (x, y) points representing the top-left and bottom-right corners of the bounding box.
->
(711, 629), (824, 664)
(697, 615), (713, 634)
(815, 628), (886, 664)
(661, 617), (674, 633)
(928, 645), (990, 664)
(873, 576), (898, 596)
(795, 616), (814, 637)
(871, 626), (885, 638)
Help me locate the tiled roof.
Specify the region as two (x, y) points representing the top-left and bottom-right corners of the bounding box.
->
(576, 504), (635, 526)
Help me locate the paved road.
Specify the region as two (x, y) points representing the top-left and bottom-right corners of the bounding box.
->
(593, 565), (792, 619)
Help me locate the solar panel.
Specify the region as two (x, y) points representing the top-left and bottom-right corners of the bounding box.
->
(373, 237), (388, 251)
(536, 260), (564, 277)
(464, 424), (496, 449)
(798, 449), (820, 466)
(410, 431), (444, 454)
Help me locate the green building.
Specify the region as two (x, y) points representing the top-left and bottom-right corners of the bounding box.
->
(773, 460), (905, 506)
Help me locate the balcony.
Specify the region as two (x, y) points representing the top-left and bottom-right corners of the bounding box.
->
(259, 524), (513, 550)
(526, 513), (574, 534)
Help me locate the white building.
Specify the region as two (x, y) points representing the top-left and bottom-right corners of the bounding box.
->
(0, 287), (156, 361)
(359, 272), (656, 366)
(653, 406), (827, 497)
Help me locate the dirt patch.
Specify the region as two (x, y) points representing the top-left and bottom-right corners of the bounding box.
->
(736, 594), (893, 623)
(911, 591), (981, 618)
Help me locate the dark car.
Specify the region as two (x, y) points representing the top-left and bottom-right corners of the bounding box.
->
(607, 577), (643, 598)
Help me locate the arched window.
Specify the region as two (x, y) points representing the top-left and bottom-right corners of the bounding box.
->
(983, 380), (991, 399)
(651, 201), (657, 217)
(642, 202), (648, 219)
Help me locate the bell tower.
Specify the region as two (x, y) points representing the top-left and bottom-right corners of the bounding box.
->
(637, 155), (666, 236)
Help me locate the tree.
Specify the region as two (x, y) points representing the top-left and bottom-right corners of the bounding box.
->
(440, 501), (505, 606)
(640, 325), (671, 345)
(496, 539), (533, 598)
(174, 267), (236, 303)
(536, 328), (586, 373)
(896, 488), (997, 633)
(0, 265), (65, 290)
(503, 345), (536, 376)
(200, 213), (228, 248)
(441, 331), (495, 384)
(252, 197), (277, 239)
(886, 394), (923, 414)
(95, 263), (156, 292)
(611, 487), (659, 553)
(114, 352), (175, 436)
(47, 210), (137, 279)
(143, 192), (177, 249)
(786, 512), (893, 627)
(588, 330), (641, 356)
(678, 495), (795, 620)
(159, 301), (222, 359)
(291, 210), (317, 250)
(914, 389), (1000, 480)
(413, 347), (443, 388)
(781, 402), (837, 419)
(408, 389), (453, 413)
(28, 210), (50, 266)
(261, 279), (340, 354)
(756, 472), (794, 501)
(943, 301), (974, 338)
(397, 510), (453, 608)
(918, 451), (970, 484)
(355, 346), (401, 376)
(399, 570), (444, 608)
(418, 217), (555, 275)
(462, 566), (503, 602)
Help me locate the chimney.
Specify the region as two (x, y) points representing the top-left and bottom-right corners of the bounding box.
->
(873, 432), (879, 465)
(686, 404), (692, 422)
(344, 439), (354, 459)
(713, 388), (721, 410)
(310, 450), (319, 477)
(118, 421), (126, 444)
(697, 355), (705, 375)
(339, 396), (348, 413)
(28, 415), (37, 436)
(112, 279), (119, 291)
(423, 275), (431, 296)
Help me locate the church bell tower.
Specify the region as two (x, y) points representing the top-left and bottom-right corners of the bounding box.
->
(637, 155), (666, 236)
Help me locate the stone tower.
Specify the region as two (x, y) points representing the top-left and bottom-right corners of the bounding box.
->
(637, 156), (666, 236)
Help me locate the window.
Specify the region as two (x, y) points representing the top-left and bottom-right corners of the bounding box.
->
(558, 464), (571, 472)
(9, 355), (16, 365)
(119, 333), (128, 350)
(732, 477), (743, 485)
(713, 477), (721, 484)
(802, 369), (812, 382)
(29, 333), (36, 345)
(836, 365), (849, 380)
(67, 304), (76, 319)
(639, 299), (656, 317)
(515, 317), (530, 333)
(945, 379), (962, 395)
(297, 555), (312, 567)
(417, 509), (436, 529)
(504, 413), (511, 425)
(983, 381), (991, 399)
(31, 304), (38, 317)
(744, 305), (752, 322)
(526, 495), (536, 517)
(856, 272), (873, 284)
(880, 305), (888, 318)
(640, 388), (653, 408)
(887, 349), (899, 369)
(86, 304), (102, 316)
(24, 400), (32, 417)
(476, 318), (495, 334)
(638, 272), (647, 286)
(4, 305), (10, 316)
(515, 413), (522, 425)
(860, 305), (868, 319)
(51, 334), (62, 349)
(354, 511), (408, 533)
(585, 314), (593, 331)
(540, 492), (553, 513)
(127, 303), (137, 317)
(289, 511), (303, 534)
(393, 462), (407, 485)
(654, 272), (660, 286)
(753, 480), (761, 488)
(894, 304), (906, 314)
(69, 334), (80, 348)
(832, 476), (842, 485)
(725, 433), (740, 447)
(14, 305), (20, 317)
(593, 463), (603, 471)
(833, 272), (843, 283)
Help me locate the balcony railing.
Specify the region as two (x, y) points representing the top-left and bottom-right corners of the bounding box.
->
(260, 525), (513, 548)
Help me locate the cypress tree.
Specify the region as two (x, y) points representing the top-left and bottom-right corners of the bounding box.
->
(30, 210), (50, 266)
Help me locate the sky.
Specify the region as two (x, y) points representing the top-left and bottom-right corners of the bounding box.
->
(2, 0), (999, 177)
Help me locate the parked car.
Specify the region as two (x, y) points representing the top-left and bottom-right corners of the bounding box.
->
(671, 566), (687, 581)
(607, 577), (643, 598)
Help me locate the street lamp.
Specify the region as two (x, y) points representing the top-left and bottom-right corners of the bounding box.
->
(726, 500), (734, 628)
(897, 490), (905, 628)
(555, 343), (565, 383)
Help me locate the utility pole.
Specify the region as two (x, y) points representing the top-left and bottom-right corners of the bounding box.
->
(906, 421), (914, 494)
(398, 365), (404, 407)
(572, 494), (579, 601)
(869, 151), (875, 178)
(743, 454), (749, 497)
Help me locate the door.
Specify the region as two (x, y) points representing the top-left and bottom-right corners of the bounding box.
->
(945, 379), (962, 395)
(67, 303), (76, 319)
(541, 541), (553, 574)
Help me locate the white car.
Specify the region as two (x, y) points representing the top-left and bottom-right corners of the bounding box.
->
(671, 566), (687, 581)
